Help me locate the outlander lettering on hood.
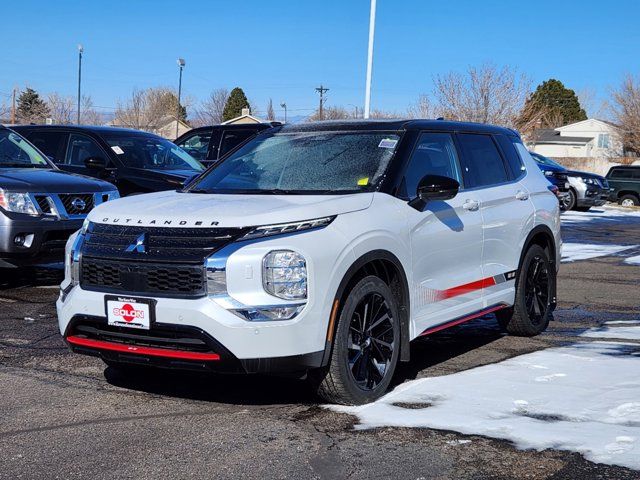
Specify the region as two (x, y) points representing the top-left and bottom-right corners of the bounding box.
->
(100, 217), (219, 226)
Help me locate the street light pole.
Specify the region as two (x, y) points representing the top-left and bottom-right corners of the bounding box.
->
(280, 102), (287, 123)
(176, 58), (185, 138)
(77, 44), (83, 124)
(363, 0), (376, 119)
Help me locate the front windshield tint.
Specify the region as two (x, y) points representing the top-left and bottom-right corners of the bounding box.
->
(103, 133), (204, 172)
(532, 152), (564, 169)
(0, 130), (49, 168)
(190, 131), (401, 194)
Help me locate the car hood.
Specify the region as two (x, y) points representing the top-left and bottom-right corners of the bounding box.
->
(536, 163), (566, 173)
(0, 168), (114, 193)
(88, 190), (374, 228)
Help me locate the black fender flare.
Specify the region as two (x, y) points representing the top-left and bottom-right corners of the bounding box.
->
(320, 249), (411, 367)
(517, 224), (558, 310)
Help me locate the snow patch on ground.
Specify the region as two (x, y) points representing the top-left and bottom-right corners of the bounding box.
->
(561, 243), (632, 262)
(562, 206), (640, 224)
(625, 255), (640, 265)
(581, 325), (640, 341)
(332, 342), (640, 470)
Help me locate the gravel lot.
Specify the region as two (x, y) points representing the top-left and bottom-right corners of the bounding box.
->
(1, 207), (639, 480)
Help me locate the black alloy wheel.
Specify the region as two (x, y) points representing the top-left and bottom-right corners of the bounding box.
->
(524, 254), (550, 326)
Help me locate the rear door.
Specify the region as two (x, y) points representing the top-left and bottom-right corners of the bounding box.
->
(405, 132), (485, 335)
(175, 129), (213, 163)
(61, 133), (113, 180)
(457, 133), (534, 308)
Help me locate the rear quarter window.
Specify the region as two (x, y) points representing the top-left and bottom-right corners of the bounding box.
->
(496, 135), (526, 180)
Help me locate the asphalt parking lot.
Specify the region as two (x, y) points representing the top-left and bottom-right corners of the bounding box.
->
(1, 207), (639, 480)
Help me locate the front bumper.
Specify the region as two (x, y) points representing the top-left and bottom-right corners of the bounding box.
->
(57, 286), (329, 373)
(0, 217), (82, 268)
(577, 187), (608, 207)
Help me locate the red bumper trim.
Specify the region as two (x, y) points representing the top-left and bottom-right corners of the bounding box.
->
(66, 335), (221, 361)
(419, 304), (508, 336)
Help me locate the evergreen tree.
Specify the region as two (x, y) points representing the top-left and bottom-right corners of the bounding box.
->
(222, 87), (250, 121)
(524, 79), (587, 128)
(17, 87), (50, 124)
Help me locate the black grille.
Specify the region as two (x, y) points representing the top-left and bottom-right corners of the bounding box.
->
(82, 223), (248, 263)
(60, 193), (94, 215)
(34, 195), (53, 214)
(81, 258), (206, 297)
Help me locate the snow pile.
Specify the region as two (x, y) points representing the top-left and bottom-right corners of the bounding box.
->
(625, 255), (640, 265)
(333, 342), (640, 470)
(561, 243), (631, 262)
(562, 207), (640, 224)
(581, 323), (640, 341)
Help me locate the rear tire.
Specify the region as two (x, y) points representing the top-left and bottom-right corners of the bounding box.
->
(620, 194), (640, 207)
(316, 276), (400, 405)
(565, 189), (577, 211)
(496, 244), (553, 337)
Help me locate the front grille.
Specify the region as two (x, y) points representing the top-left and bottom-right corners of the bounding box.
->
(59, 193), (94, 215)
(81, 258), (206, 297)
(83, 223), (248, 263)
(34, 195), (53, 214)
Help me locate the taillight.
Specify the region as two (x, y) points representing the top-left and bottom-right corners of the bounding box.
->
(548, 185), (560, 198)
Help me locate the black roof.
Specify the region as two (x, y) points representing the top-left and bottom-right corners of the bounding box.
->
(278, 119), (518, 135)
(11, 124), (164, 137)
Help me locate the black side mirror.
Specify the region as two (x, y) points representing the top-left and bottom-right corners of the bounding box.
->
(84, 156), (108, 170)
(409, 174), (460, 211)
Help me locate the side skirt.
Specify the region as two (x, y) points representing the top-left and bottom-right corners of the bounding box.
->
(419, 303), (510, 337)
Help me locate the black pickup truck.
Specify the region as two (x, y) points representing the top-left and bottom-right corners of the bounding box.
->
(606, 165), (640, 207)
(0, 126), (118, 268)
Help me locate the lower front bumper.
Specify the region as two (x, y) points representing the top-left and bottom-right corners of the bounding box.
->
(63, 314), (324, 374)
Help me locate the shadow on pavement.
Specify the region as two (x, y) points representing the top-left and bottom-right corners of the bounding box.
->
(0, 267), (63, 290)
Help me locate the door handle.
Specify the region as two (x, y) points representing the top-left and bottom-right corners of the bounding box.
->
(516, 190), (529, 201)
(463, 199), (480, 211)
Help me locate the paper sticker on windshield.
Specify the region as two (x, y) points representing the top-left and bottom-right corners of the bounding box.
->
(378, 138), (398, 149)
(111, 146), (125, 155)
(357, 177), (369, 186)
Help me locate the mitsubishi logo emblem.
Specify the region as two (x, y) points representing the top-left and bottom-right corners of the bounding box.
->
(125, 233), (148, 253)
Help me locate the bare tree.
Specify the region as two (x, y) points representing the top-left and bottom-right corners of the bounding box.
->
(407, 94), (436, 119)
(611, 74), (640, 154)
(266, 98), (275, 121)
(47, 93), (75, 124)
(369, 109), (400, 119)
(430, 63), (531, 128)
(192, 88), (229, 126)
(307, 106), (351, 121)
(115, 87), (186, 132)
(80, 96), (103, 125)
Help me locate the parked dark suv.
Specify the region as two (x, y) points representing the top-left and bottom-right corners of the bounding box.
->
(606, 165), (640, 206)
(0, 126), (118, 268)
(174, 123), (278, 167)
(13, 126), (204, 196)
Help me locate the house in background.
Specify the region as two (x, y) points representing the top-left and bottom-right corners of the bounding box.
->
(528, 119), (624, 158)
(222, 108), (268, 125)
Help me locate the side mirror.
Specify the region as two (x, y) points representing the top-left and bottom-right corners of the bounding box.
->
(84, 156), (108, 170)
(409, 174), (460, 211)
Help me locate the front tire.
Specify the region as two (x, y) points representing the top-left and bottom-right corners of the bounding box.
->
(496, 245), (553, 337)
(620, 194), (640, 207)
(565, 189), (577, 211)
(316, 276), (400, 405)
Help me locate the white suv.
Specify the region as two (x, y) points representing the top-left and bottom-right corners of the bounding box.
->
(57, 120), (561, 405)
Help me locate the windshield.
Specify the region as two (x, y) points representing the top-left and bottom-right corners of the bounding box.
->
(531, 152), (564, 169)
(102, 133), (204, 172)
(189, 131), (401, 194)
(0, 130), (50, 168)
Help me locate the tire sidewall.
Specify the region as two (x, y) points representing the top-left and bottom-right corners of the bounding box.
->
(514, 245), (552, 334)
(332, 276), (400, 404)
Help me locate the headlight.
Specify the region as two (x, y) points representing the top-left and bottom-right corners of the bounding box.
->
(263, 250), (307, 300)
(243, 216), (335, 240)
(0, 189), (38, 215)
(544, 171), (554, 177)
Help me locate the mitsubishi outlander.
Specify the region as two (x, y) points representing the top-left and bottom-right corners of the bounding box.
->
(57, 120), (561, 405)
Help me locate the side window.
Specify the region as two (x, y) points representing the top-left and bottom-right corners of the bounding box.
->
(610, 169), (631, 179)
(219, 130), (256, 158)
(65, 134), (107, 167)
(457, 133), (509, 188)
(23, 131), (67, 163)
(495, 135), (526, 180)
(400, 132), (461, 199)
(176, 131), (211, 161)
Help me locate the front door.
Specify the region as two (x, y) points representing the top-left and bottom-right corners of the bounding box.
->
(62, 133), (116, 184)
(405, 132), (484, 336)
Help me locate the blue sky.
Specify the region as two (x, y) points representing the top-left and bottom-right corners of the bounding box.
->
(1, 0), (639, 120)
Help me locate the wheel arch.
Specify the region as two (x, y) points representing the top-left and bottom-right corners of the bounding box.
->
(617, 190), (640, 201)
(321, 249), (411, 366)
(518, 224), (558, 310)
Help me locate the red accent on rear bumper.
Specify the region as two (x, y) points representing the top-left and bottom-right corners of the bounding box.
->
(66, 335), (221, 361)
(419, 304), (508, 336)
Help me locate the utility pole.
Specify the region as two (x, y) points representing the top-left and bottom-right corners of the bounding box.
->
(11, 87), (16, 124)
(176, 58), (185, 138)
(280, 101), (287, 123)
(363, 0), (377, 119)
(77, 44), (83, 124)
(315, 85), (329, 120)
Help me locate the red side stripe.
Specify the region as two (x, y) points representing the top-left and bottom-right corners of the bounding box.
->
(420, 304), (508, 336)
(439, 276), (496, 300)
(66, 335), (221, 361)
